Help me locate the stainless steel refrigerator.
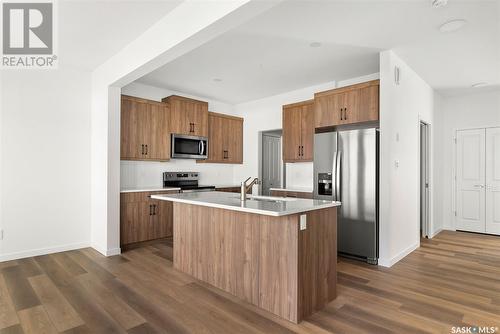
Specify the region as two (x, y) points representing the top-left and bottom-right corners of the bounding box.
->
(313, 128), (379, 264)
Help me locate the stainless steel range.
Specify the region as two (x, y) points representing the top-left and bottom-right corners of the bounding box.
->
(163, 172), (215, 193)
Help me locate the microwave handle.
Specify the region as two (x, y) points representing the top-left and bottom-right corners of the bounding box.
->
(199, 140), (205, 155)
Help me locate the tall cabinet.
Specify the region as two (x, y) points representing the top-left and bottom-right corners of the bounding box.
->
(282, 100), (314, 162)
(120, 95), (170, 161)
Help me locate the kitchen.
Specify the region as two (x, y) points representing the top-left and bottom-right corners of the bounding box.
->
(1, 0), (499, 333)
(119, 72), (380, 321)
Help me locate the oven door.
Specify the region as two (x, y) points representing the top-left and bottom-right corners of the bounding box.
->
(171, 134), (208, 159)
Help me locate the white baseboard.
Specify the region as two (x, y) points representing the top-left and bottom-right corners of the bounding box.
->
(91, 243), (121, 257)
(429, 228), (443, 238)
(0, 241), (90, 262)
(378, 242), (420, 268)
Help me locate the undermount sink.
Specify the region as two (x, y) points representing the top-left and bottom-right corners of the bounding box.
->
(246, 195), (298, 203)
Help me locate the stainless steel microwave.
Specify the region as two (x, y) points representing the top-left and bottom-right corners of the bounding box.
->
(171, 134), (208, 159)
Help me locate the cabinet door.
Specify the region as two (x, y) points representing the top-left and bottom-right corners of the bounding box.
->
(283, 106), (302, 161)
(225, 118), (243, 163)
(169, 99), (189, 135)
(208, 114), (224, 161)
(146, 103), (170, 160)
(314, 93), (343, 128)
(120, 201), (152, 245)
(191, 102), (209, 137)
(300, 104), (314, 161)
(156, 199), (173, 238)
(357, 85), (379, 123)
(342, 90), (359, 124)
(121, 97), (147, 159)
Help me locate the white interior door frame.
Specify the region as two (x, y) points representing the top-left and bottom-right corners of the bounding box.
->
(486, 127), (500, 235)
(419, 121), (431, 238)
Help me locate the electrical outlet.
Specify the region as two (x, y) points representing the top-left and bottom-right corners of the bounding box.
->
(300, 215), (307, 230)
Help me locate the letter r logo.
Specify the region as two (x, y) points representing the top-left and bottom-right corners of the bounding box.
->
(3, 2), (53, 54)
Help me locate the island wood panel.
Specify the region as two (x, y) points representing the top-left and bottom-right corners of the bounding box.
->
(172, 202), (338, 323)
(258, 214), (299, 322)
(298, 208), (337, 320)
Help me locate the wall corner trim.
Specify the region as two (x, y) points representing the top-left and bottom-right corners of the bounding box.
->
(378, 242), (420, 268)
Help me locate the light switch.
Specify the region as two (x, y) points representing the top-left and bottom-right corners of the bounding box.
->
(300, 214), (307, 230)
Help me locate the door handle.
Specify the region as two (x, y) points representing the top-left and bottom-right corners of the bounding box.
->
(145, 144), (148, 155)
(141, 144), (144, 155)
(153, 204), (156, 216)
(340, 108), (343, 121)
(344, 107), (348, 120)
(473, 184), (485, 188)
(149, 205), (152, 216)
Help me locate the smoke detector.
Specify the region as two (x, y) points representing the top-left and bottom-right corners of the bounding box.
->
(432, 0), (448, 8)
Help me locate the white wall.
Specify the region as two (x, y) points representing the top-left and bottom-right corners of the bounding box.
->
(436, 89), (500, 231)
(120, 82), (238, 188)
(379, 50), (436, 267)
(233, 73), (380, 190)
(0, 67), (91, 261)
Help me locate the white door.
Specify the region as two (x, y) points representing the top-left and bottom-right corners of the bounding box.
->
(486, 127), (500, 235)
(456, 129), (486, 233)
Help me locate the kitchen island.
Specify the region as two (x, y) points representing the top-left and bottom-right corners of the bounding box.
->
(151, 191), (341, 323)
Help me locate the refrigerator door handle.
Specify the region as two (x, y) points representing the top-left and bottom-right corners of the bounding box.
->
(332, 151), (338, 201)
(336, 152), (341, 202)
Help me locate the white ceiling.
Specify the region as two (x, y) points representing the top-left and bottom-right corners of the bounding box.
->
(137, 0), (500, 103)
(59, 0), (183, 70)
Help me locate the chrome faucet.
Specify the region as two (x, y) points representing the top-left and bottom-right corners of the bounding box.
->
(241, 177), (259, 201)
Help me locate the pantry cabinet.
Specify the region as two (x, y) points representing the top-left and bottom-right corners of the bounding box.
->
(120, 190), (179, 247)
(314, 80), (379, 129)
(282, 100), (314, 162)
(120, 95), (170, 161)
(162, 95), (208, 137)
(200, 112), (243, 164)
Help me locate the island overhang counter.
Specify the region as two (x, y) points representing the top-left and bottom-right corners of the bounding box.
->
(151, 191), (341, 323)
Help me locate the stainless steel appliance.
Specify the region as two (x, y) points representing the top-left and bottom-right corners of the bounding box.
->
(171, 134), (208, 159)
(163, 172), (215, 192)
(314, 128), (379, 264)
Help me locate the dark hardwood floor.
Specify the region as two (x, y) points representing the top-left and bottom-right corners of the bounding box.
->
(1, 231), (500, 333)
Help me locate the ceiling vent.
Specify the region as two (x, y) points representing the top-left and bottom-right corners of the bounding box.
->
(432, 0), (448, 8)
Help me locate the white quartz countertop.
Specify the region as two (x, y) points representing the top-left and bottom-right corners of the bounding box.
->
(151, 191), (340, 217)
(120, 186), (180, 193)
(269, 187), (313, 193)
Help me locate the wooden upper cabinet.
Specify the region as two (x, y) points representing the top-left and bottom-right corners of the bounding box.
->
(314, 79), (379, 129)
(121, 95), (170, 161)
(162, 95), (208, 137)
(201, 112), (243, 164)
(282, 100), (314, 162)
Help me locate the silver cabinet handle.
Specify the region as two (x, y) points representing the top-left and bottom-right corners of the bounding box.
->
(473, 184), (485, 188)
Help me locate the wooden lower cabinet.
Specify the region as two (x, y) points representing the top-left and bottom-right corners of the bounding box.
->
(120, 190), (178, 246)
(271, 189), (313, 199)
